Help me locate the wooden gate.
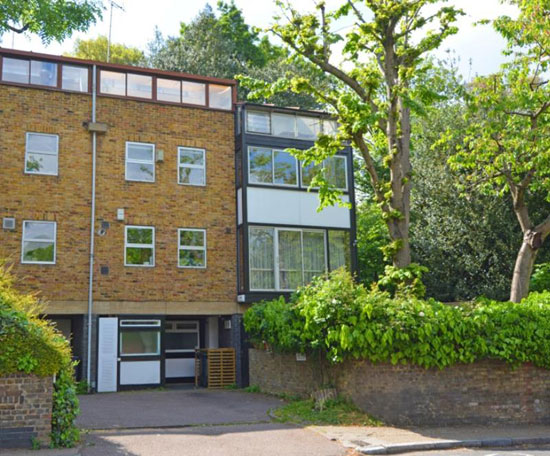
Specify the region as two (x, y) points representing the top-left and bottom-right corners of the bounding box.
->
(194, 348), (236, 388)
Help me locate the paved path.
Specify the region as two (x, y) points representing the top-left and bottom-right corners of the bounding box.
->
(80, 423), (351, 456)
(76, 388), (283, 429)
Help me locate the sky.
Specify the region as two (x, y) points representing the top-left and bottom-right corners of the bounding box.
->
(0, 0), (518, 79)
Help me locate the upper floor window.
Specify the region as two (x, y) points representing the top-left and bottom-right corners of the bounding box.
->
(127, 73), (152, 99)
(209, 84), (232, 110)
(25, 132), (59, 176)
(125, 142), (155, 182)
(61, 65), (88, 92)
(2, 58), (57, 87)
(182, 80), (206, 105)
(302, 155), (348, 191)
(125, 226), (155, 267)
(100, 70), (126, 96)
(248, 147), (298, 187)
(178, 229), (206, 268)
(246, 110), (332, 140)
(21, 221), (56, 264)
(178, 147), (206, 186)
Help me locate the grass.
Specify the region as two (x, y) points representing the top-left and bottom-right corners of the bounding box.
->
(272, 397), (382, 426)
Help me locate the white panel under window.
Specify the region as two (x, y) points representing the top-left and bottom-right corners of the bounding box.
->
(62, 65), (88, 92)
(120, 361), (161, 385)
(97, 318), (118, 393)
(246, 111), (271, 134)
(25, 132), (59, 175)
(237, 188), (243, 225)
(247, 187), (351, 228)
(21, 221), (56, 264)
(178, 147), (206, 186)
(165, 359), (195, 378)
(125, 142), (155, 182)
(127, 73), (152, 99)
(2, 58), (29, 83)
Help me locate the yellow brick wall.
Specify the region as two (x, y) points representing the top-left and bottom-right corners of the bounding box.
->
(0, 85), (238, 315)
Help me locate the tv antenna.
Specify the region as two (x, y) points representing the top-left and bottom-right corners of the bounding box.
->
(107, 0), (125, 62)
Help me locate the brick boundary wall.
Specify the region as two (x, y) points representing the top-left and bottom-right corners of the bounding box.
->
(0, 374), (53, 448)
(249, 349), (550, 426)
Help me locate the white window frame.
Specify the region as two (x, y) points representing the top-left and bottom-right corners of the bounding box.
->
(248, 226), (327, 292)
(21, 220), (57, 265)
(25, 132), (59, 176)
(165, 320), (200, 353)
(119, 320), (161, 357)
(125, 142), (155, 183)
(300, 155), (348, 192)
(177, 147), (206, 186)
(247, 147), (298, 188)
(124, 225), (155, 267)
(178, 228), (207, 269)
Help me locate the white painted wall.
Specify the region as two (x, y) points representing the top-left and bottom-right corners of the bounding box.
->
(120, 361), (161, 385)
(247, 187), (350, 228)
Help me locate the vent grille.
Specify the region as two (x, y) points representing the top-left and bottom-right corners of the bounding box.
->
(2, 217), (15, 230)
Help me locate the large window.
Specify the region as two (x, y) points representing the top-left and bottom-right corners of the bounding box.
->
(178, 229), (206, 268)
(125, 142), (155, 182)
(2, 58), (56, 86)
(248, 147), (298, 186)
(178, 147), (206, 186)
(30, 60), (57, 87)
(301, 155), (348, 191)
(119, 320), (161, 356)
(328, 230), (351, 270)
(125, 226), (155, 267)
(165, 321), (199, 353)
(245, 110), (332, 140)
(25, 132), (59, 175)
(209, 84), (232, 110)
(246, 110), (270, 134)
(248, 227), (326, 291)
(61, 65), (88, 92)
(22, 221), (56, 264)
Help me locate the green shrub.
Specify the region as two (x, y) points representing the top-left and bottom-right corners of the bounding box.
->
(531, 263), (550, 293)
(244, 269), (550, 368)
(0, 265), (80, 447)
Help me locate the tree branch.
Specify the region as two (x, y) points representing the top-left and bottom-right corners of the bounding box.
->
(6, 23), (30, 34)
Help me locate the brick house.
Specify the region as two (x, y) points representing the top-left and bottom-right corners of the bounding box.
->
(0, 48), (356, 392)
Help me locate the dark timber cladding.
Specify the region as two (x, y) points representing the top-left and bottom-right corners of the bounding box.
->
(236, 102), (358, 304)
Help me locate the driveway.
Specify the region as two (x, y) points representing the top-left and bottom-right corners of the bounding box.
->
(77, 388), (284, 429)
(76, 388), (350, 456)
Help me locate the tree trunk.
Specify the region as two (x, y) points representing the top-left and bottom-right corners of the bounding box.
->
(387, 216), (411, 268)
(510, 236), (539, 302)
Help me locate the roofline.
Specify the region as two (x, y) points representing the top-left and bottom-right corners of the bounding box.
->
(238, 101), (333, 118)
(0, 47), (237, 86)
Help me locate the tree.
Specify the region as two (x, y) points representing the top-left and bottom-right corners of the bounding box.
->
(146, 2), (321, 108)
(449, 0), (550, 302)
(0, 0), (103, 44)
(239, 0), (463, 268)
(66, 35), (145, 66)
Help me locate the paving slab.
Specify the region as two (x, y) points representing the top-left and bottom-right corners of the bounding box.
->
(76, 389), (284, 430)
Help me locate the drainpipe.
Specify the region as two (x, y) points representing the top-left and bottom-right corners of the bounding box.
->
(86, 64), (98, 391)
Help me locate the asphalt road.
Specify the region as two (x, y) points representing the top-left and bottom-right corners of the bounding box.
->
(404, 447), (550, 456)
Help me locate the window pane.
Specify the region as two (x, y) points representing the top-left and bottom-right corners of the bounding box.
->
(24, 222), (55, 240)
(126, 247), (154, 265)
(303, 231), (325, 283)
(209, 84), (232, 110)
(246, 111), (270, 134)
(127, 227), (153, 244)
(100, 70), (125, 95)
(127, 143), (154, 161)
(272, 113), (295, 138)
(26, 153), (58, 174)
(62, 65), (88, 92)
(2, 58), (29, 83)
(278, 230), (303, 290)
(179, 149), (204, 165)
(179, 249), (205, 268)
(179, 167), (205, 185)
(23, 241), (55, 263)
(249, 147), (272, 184)
(120, 331), (159, 355)
(326, 156), (347, 190)
(126, 162), (154, 181)
(157, 78), (180, 102)
(127, 73), (152, 99)
(249, 227), (274, 290)
(323, 119), (338, 135)
(329, 230), (351, 271)
(296, 116), (320, 140)
(165, 332), (198, 351)
(301, 162), (321, 187)
(182, 81), (206, 105)
(180, 230), (205, 247)
(27, 134), (57, 154)
(30, 60), (57, 87)
(273, 151), (297, 185)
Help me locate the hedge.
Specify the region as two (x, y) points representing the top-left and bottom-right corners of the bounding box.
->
(244, 269), (550, 368)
